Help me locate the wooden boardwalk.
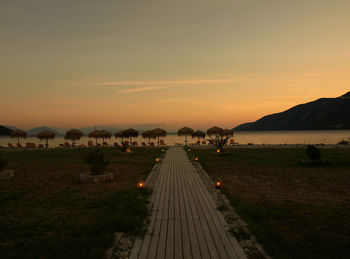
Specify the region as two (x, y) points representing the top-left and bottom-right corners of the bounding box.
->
(130, 147), (247, 259)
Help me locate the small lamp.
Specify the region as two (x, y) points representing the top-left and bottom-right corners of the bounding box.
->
(188, 148), (191, 152)
(195, 157), (199, 161)
(126, 148), (131, 153)
(215, 179), (222, 189)
(137, 180), (145, 190)
(216, 149), (221, 153)
(155, 157), (160, 162)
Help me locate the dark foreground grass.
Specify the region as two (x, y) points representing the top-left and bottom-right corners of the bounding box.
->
(191, 147), (350, 259)
(0, 147), (162, 258)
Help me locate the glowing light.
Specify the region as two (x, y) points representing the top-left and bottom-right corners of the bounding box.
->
(126, 148), (131, 153)
(195, 157), (199, 161)
(155, 158), (160, 162)
(215, 179), (222, 189)
(137, 180), (145, 190)
(188, 148), (191, 152)
(161, 149), (165, 152)
(217, 149), (221, 153)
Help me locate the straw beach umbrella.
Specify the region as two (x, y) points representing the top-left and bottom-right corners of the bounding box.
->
(178, 127), (194, 146)
(222, 128), (234, 137)
(64, 129), (83, 146)
(124, 128), (138, 143)
(88, 130), (101, 145)
(192, 130), (206, 144)
(10, 129), (27, 144)
(151, 128), (167, 146)
(100, 130), (112, 143)
(37, 130), (55, 148)
(115, 130), (126, 143)
(207, 126), (224, 136)
(142, 130), (156, 144)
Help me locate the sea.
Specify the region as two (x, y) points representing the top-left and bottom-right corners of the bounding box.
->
(1, 130), (350, 147)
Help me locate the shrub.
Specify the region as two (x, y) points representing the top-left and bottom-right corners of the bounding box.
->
(337, 139), (349, 145)
(84, 149), (110, 175)
(306, 145), (321, 160)
(121, 142), (130, 153)
(0, 158), (8, 171)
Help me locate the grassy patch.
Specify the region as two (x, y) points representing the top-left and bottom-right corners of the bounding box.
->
(0, 147), (162, 258)
(193, 147), (350, 259)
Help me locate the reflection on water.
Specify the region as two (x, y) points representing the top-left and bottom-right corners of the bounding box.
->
(1, 131), (349, 147)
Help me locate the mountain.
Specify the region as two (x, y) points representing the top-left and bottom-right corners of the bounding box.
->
(27, 127), (59, 136)
(234, 92), (350, 131)
(0, 125), (13, 135)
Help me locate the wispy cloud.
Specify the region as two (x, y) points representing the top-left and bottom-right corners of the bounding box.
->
(118, 86), (169, 94)
(98, 78), (240, 86)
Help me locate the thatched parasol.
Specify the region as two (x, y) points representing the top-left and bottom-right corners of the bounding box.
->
(88, 130), (101, 145)
(64, 129), (83, 146)
(10, 129), (27, 144)
(151, 128), (167, 146)
(207, 126), (224, 136)
(115, 130), (126, 143)
(142, 130), (156, 144)
(192, 130), (206, 144)
(99, 129), (111, 143)
(37, 130), (55, 148)
(178, 127), (194, 146)
(222, 128), (234, 137)
(124, 128), (139, 142)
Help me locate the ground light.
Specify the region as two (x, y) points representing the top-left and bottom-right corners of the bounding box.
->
(188, 148), (191, 152)
(215, 179), (222, 189)
(137, 180), (145, 190)
(216, 149), (221, 153)
(195, 157), (199, 161)
(126, 148), (131, 153)
(161, 149), (165, 152)
(155, 157), (160, 162)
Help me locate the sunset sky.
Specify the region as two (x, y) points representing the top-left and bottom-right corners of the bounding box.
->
(1, 0), (349, 129)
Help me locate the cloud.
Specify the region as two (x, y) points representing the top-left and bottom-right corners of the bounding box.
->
(118, 86), (169, 94)
(98, 78), (241, 86)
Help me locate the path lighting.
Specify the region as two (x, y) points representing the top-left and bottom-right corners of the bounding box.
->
(161, 149), (165, 152)
(216, 149), (221, 153)
(126, 148), (131, 153)
(215, 179), (222, 189)
(188, 148), (191, 152)
(137, 180), (145, 190)
(195, 157), (199, 161)
(155, 157), (160, 162)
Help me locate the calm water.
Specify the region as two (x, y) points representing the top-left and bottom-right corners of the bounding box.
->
(1, 131), (349, 147)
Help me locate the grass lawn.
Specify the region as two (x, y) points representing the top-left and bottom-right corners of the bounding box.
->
(0, 147), (162, 259)
(190, 147), (350, 259)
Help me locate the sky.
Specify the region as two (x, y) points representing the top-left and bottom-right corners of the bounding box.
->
(1, 0), (349, 130)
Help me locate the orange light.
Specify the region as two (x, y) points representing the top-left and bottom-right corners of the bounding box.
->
(126, 148), (131, 153)
(155, 158), (160, 162)
(217, 149), (221, 153)
(137, 180), (145, 190)
(195, 157), (199, 161)
(215, 180), (222, 189)
(188, 148), (191, 152)
(161, 149), (165, 152)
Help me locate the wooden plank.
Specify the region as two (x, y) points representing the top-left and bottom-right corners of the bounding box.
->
(183, 151), (247, 259)
(155, 154), (172, 258)
(145, 155), (169, 259)
(179, 157), (210, 258)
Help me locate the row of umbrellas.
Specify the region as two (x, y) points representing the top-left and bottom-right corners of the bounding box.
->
(9, 126), (232, 146)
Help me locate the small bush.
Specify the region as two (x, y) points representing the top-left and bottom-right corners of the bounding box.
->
(84, 149), (110, 175)
(306, 145), (321, 160)
(337, 139), (349, 145)
(0, 157), (8, 171)
(121, 142), (131, 153)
